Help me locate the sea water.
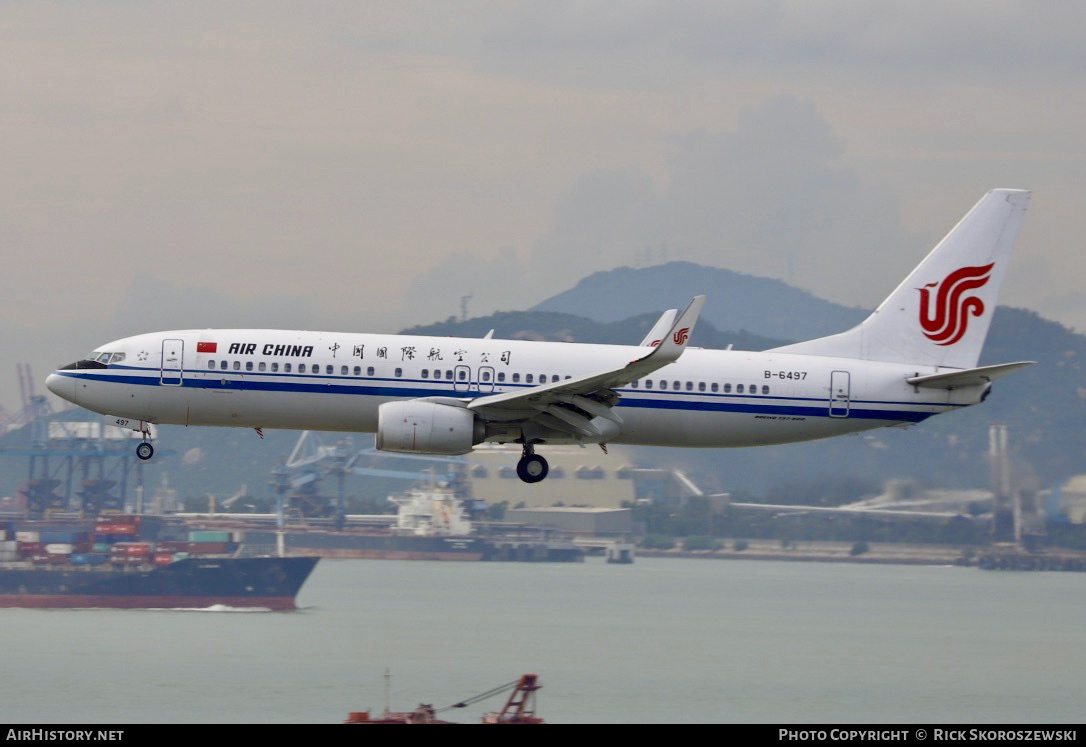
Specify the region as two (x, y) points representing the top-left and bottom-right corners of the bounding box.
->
(1, 557), (1083, 724)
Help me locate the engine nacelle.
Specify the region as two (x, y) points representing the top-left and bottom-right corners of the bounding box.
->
(376, 400), (483, 455)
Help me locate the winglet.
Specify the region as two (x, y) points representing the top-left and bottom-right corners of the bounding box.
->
(634, 295), (705, 365)
(638, 308), (678, 347)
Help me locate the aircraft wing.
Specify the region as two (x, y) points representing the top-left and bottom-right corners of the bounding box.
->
(905, 361), (1036, 389)
(466, 296), (705, 437)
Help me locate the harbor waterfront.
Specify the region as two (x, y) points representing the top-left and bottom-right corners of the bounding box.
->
(2, 556), (1083, 724)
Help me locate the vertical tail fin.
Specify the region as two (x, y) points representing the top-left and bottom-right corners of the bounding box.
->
(769, 189), (1030, 369)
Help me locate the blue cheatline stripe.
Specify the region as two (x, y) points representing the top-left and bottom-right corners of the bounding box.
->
(56, 369), (946, 424)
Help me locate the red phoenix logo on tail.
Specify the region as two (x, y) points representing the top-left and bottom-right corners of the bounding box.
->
(917, 263), (994, 346)
(673, 327), (690, 346)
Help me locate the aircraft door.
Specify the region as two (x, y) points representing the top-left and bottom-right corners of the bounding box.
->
(161, 339), (184, 386)
(477, 366), (496, 394)
(829, 370), (850, 417)
(453, 365), (471, 393)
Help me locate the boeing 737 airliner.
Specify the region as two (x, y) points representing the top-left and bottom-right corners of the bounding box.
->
(46, 189), (1033, 483)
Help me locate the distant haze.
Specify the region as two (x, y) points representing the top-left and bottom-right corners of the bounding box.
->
(4, 2), (1085, 414)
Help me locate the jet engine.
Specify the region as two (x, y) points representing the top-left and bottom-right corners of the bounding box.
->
(376, 400), (484, 455)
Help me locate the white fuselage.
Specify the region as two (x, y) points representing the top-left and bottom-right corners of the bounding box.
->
(46, 328), (985, 448)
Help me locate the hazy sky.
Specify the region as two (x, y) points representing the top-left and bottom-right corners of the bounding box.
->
(3, 1), (1085, 415)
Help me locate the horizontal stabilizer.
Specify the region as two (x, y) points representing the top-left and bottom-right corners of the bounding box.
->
(906, 361), (1035, 389)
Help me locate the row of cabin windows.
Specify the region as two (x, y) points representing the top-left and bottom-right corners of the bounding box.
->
(423, 370), (571, 384)
(202, 360), (770, 395)
(632, 379), (770, 395)
(208, 360), (377, 376)
(204, 360), (570, 384)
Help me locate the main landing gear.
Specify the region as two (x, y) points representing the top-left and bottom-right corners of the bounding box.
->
(516, 445), (548, 484)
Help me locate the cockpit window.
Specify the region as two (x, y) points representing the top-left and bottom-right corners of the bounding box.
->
(84, 351), (124, 365)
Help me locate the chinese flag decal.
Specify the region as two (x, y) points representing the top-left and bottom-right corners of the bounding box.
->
(197, 342), (217, 353)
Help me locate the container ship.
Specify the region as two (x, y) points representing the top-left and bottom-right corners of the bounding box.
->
(0, 514), (318, 610)
(245, 483), (488, 560)
(239, 483), (583, 562)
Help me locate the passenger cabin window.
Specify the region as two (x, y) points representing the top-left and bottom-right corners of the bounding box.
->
(354, 366), (361, 375)
(259, 362), (266, 372)
(220, 361), (228, 371)
(271, 362), (279, 372)
(421, 369), (429, 379)
(711, 383), (718, 392)
(233, 361), (240, 371)
(395, 368), (402, 377)
(762, 385), (770, 395)
(724, 383), (732, 393)
(367, 366), (375, 376)
(208, 361), (215, 370)
(512, 373), (520, 383)
(245, 362), (253, 371)
(326, 365), (333, 375)
(526, 374), (534, 384)
(737, 384), (744, 393)
(285, 363), (292, 373)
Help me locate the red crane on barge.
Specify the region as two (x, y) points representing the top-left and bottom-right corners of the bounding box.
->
(344, 672), (543, 724)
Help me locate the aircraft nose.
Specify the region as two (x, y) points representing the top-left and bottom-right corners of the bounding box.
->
(46, 372), (74, 403)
